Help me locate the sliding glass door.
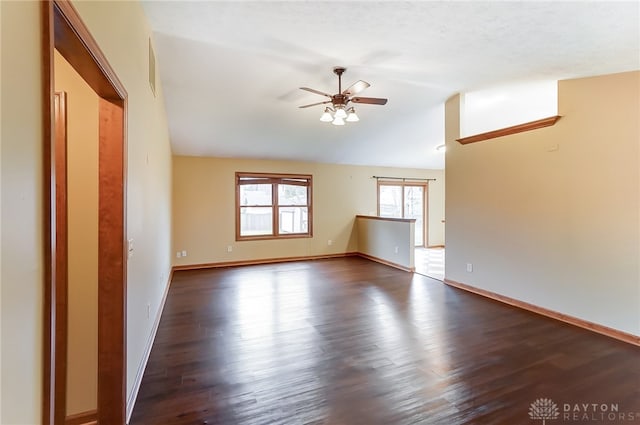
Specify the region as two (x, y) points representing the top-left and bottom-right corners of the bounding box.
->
(378, 181), (428, 247)
(378, 185), (402, 218)
(404, 186), (424, 246)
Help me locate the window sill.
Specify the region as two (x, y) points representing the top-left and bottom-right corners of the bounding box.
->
(237, 233), (312, 242)
(356, 215), (416, 223)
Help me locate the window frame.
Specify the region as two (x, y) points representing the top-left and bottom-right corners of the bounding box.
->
(235, 172), (313, 241)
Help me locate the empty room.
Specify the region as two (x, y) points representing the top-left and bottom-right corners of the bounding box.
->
(1, 1), (639, 424)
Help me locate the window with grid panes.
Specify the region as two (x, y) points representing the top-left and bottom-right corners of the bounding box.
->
(236, 173), (312, 240)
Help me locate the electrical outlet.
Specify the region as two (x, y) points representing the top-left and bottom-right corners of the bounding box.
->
(394, 246), (399, 254)
(181, 250), (187, 257)
(466, 263), (473, 272)
(176, 252), (181, 258)
(227, 245), (233, 253)
(328, 240), (332, 246)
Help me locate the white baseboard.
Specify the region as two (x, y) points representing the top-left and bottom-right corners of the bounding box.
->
(125, 268), (173, 424)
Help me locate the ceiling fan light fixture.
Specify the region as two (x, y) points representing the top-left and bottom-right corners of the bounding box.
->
(334, 107), (347, 119)
(332, 116), (345, 126)
(320, 108), (333, 122)
(346, 108), (359, 122)
(299, 67), (388, 126)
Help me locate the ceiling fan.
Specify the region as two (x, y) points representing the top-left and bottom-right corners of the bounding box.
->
(299, 66), (388, 125)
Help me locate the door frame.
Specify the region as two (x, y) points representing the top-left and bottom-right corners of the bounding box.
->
(42, 1), (128, 423)
(376, 180), (429, 247)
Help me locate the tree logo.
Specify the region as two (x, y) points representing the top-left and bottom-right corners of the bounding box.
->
(529, 398), (560, 424)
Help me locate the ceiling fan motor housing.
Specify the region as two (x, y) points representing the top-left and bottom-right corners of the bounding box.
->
(332, 94), (348, 108)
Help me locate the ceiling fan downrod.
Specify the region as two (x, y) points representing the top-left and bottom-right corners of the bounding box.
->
(333, 66), (346, 94)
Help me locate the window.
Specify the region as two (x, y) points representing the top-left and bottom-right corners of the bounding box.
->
(236, 172), (312, 240)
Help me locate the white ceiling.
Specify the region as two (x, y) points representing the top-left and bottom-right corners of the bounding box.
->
(142, 1), (639, 170)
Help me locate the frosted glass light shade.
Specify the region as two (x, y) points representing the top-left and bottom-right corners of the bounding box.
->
(332, 116), (345, 126)
(334, 107), (347, 119)
(320, 109), (333, 122)
(346, 110), (359, 122)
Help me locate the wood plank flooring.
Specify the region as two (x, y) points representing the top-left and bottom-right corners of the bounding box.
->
(130, 257), (640, 425)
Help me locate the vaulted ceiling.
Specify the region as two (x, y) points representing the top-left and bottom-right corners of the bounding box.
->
(142, 1), (639, 169)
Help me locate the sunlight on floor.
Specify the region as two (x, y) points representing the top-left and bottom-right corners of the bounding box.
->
(415, 247), (444, 281)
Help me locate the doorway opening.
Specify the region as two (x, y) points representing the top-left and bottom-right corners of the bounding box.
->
(43, 1), (127, 424)
(376, 178), (445, 280)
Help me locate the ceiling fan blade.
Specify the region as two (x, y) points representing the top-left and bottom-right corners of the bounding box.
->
(298, 100), (332, 109)
(351, 97), (388, 105)
(300, 87), (333, 99)
(343, 80), (370, 96)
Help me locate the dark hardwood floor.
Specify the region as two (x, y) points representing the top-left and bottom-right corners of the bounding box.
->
(130, 257), (640, 425)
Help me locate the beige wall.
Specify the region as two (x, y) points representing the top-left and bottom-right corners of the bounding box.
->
(445, 71), (640, 336)
(1, 2), (43, 423)
(173, 156), (444, 266)
(70, 1), (174, 416)
(357, 217), (415, 269)
(1, 1), (173, 422)
(54, 51), (99, 416)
